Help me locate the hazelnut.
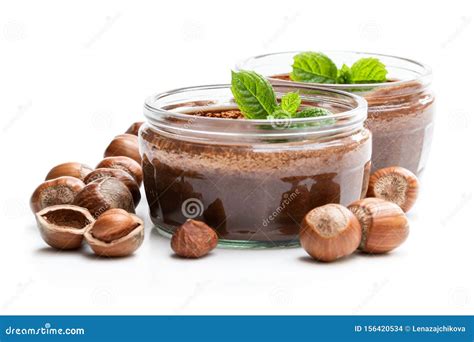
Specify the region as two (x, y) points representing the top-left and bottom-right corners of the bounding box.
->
(171, 219), (218, 258)
(84, 168), (141, 207)
(45, 162), (93, 181)
(367, 166), (419, 212)
(125, 121), (144, 136)
(104, 133), (141, 164)
(300, 204), (361, 262)
(348, 198), (409, 254)
(35, 204), (95, 250)
(96, 156), (143, 186)
(73, 177), (135, 218)
(85, 209), (144, 257)
(30, 176), (85, 213)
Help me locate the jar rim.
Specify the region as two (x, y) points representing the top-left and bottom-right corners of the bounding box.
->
(143, 83), (368, 143)
(236, 50), (432, 89)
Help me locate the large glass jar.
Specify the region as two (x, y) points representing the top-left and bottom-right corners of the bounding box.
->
(237, 51), (435, 175)
(140, 84), (371, 248)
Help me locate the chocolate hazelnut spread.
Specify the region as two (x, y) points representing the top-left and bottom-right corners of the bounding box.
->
(140, 109), (371, 246)
(271, 74), (435, 174)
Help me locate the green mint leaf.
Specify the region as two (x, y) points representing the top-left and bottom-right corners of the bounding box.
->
(231, 70), (278, 119)
(280, 92), (301, 115)
(337, 64), (352, 84)
(350, 57), (387, 84)
(290, 52), (338, 84)
(296, 107), (332, 118)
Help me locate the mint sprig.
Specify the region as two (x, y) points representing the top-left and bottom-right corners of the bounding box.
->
(231, 70), (334, 126)
(291, 52), (388, 84)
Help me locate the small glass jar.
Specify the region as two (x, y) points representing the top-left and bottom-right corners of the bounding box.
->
(140, 84), (371, 248)
(237, 51), (435, 175)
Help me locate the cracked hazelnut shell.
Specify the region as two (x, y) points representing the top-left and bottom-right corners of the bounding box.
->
(367, 166), (419, 212)
(171, 219), (218, 258)
(104, 133), (141, 164)
(35, 204), (95, 250)
(300, 204), (362, 262)
(85, 208), (144, 257)
(30, 176), (85, 213)
(348, 198), (409, 254)
(84, 168), (141, 207)
(96, 156), (143, 186)
(73, 177), (135, 218)
(45, 162), (93, 181)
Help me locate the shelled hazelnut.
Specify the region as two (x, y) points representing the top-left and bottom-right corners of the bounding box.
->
(30, 176), (85, 213)
(35, 205), (95, 250)
(125, 122), (144, 136)
(96, 156), (143, 186)
(85, 209), (144, 257)
(348, 198), (409, 254)
(171, 219), (218, 258)
(104, 134), (141, 164)
(73, 177), (135, 218)
(367, 166), (419, 212)
(84, 168), (141, 207)
(300, 204), (361, 262)
(45, 162), (93, 181)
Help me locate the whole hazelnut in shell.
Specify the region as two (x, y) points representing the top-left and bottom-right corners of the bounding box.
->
(96, 156), (143, 186)
(104, 134), (141, 164)
(73, 177), (135, 218)
(45, 162), (93, 181)
(85, 208), (144, 257)
(35, 204), (95, 250)
(30, 176), (85, 213)
(300, 204), (361, 262)
(348, 198), (409, 254)
(125, 122), (144, 136)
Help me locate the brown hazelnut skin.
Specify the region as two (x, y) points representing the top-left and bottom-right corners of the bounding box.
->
(45, 162), (93, 181)
(300, 204), (361, 262)
(96, 156), (143, 186)
(35, 204), (95, 250)
(171, 219), (218, 258)
(367, 166), (419, 212)
(84, 168), (141, 207)
(125, 122), (144, 136)
(348, 198), (409, 254)
(104, 134), (141, 164)
(73, 177), (135, 219)
(30, 176), (85, 213)
(85, 208), (144, 257)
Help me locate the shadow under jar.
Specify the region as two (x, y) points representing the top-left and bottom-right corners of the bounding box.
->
(237, 51), (435, 175)
(140, 84), (371, 248)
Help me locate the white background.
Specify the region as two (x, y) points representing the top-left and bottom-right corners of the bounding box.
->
(1, 0), (473, 315)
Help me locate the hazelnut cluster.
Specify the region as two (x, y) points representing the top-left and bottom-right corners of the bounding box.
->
(31, 122), (145, 257)
(300, 166), (419, 262)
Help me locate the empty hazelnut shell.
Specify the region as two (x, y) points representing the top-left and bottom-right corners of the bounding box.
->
(125, 121), (144, 136)
(348, 198), (409, 254)
(35, 204), (95, 250)
(84, 168), (141, 207)
(73, 177), (135, 218)
(30, 176), (86, 213)
(84, 208), (144, 257)
(96, 156), (143, 186)
(171, 219), (218, 258)
(45, 162), (93, 181)
(104, 133), (141, 164)
(300, 204), (362, 262)
(367, 166), (419, 212)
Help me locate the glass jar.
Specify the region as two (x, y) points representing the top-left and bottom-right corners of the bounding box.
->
(140, 84), (371, 248)
(237, 51), (435, 175)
